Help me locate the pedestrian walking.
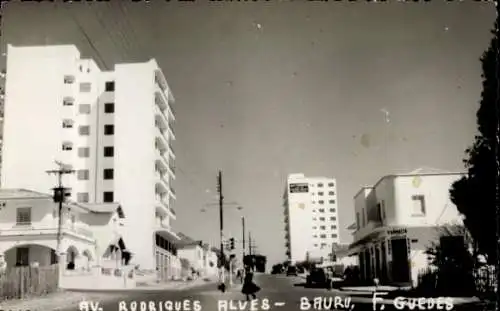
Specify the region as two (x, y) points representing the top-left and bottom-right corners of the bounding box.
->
(241, 266), (260, 301)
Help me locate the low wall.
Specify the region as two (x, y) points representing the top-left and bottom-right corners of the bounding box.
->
(59, 266), (136, 290)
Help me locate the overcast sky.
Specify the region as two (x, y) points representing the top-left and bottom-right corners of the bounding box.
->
(1, 1), (496, 266)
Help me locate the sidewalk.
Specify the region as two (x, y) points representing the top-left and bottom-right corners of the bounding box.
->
(0, 277), (216, 311)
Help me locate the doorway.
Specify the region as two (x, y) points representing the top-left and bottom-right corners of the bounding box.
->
(390, 238), (410, 283)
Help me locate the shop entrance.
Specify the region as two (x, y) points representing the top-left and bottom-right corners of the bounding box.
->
(390, 238), (410, 283)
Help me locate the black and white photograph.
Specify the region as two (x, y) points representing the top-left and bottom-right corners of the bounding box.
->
(0, 1), (497, 310)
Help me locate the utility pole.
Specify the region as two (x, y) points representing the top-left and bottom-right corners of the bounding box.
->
(217, 170), (226, 289)
(46, 161), (74, 261)
(241, 216), (246, 258)
(248, 231), (252, 256)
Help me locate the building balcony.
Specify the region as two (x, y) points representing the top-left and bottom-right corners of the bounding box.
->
(155, 151), (169, 173)
(168, 122), (175, 140)
(155, 173), (169, 194)
(168, 142), (175, 159)
(155, 194), (176, 220)
(0, 221), (95, 243)
(155, 127), (168, 151)
(154, 104), (169, 128)
(168, 186), (176, 200)
(155, 194), (170, 216)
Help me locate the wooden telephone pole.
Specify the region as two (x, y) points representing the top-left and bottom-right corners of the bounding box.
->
(46, 161), (74, 259)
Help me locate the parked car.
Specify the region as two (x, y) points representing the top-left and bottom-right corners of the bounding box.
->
(286, 265), (298, 276)
(306, 267), (332, 288)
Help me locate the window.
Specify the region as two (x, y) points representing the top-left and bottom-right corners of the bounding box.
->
(16, 207), (31, 225)
(356, 212), (360, 229)
(329, 208), (336, 213)
(79, 104), (91, 114)
(103, 191), (114, 203)
(331, 225), (337, 229)
(77, 193), (89, 203)
(104, 146), (114, 157)
(317, 183), (324, 187)
(105, 81), (115, 92)
(319, 208), (325, 213)
(63, 98), (74, 106)
(320, 226), (326, 230)
(104, 125), (114, 135)
(62, 119), (73, 128)
(63, 75), (75, 84)
(79, 125), (90, 136)
(328, 182), (334, 187)
(319, 217), (325, 221)
(78, 147), (90, 158)
(104, 103), (115, 113)
(318, 200), (324, 204)
(318, 192), (324, 196)
(362, 208), (366, 226)
(312, 226), (317, 229)
(329, 200), (336, 204)
(311, 201), (316, 204)
(320, 234), (327, 239)
(103, 168), (114, 180)
(79, 82), (91, 92)
(330, 216), (337, 221)
(62, 142), (73, 151)
(411, 195), (426, 215)
(77, 169), (90, 180)
(71, 214), (76, 225)
(328, 191), (335, 196)
(331, 234), (338, 238)
(16, 248), (29, 266)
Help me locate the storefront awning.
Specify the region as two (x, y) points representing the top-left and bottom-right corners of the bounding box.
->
(348, 225), (466, 255)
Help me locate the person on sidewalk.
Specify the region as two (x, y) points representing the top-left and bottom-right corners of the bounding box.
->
(241, 266), (260, 301)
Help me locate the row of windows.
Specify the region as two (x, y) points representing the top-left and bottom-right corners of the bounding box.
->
(313, 233), (338, 239)
(314, 208), (337, 213)
(311, 182), (335, 188)
(77, 169), (114, 180)
(312, 200), (336, 204)
(311, 191), (335, 196)
(63, 145), (114, 157)
(313, 225), (338, 230)
(76, 191), (114, 203)
(313, 216), (337, 221)
(63, 123), (115, 136)
(64, 100), (115, 115)
(64, 78), (115, 93)
(62, 119), (115, 136)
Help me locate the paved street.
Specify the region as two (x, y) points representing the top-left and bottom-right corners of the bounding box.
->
(59, 274), (489, 311)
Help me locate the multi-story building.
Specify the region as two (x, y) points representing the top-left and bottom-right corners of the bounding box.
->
(1, 44), (178, 275)
(284, 173), (340, 264)
(347, 168), (466, 287)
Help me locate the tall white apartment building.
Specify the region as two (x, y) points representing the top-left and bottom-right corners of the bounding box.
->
(284, 173), (340, 264)
(1, 44), (178, 272)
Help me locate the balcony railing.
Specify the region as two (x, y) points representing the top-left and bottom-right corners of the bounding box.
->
(6, 221), (94, 239)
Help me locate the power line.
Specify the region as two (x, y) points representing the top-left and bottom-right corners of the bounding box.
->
(62, 4), (109, 70)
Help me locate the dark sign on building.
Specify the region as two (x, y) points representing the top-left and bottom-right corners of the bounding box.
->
(289, 183), (309, 193)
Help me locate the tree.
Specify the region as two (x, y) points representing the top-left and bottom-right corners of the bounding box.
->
(449, 21), (499, 265)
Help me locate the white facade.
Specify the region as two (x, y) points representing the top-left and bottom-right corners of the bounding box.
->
(348, 168), (466, 287)
(284, 173), (340, 264)
(0, 189), (124, 269)
(177, 243), (204, 273)
(1, 44), (178, 272)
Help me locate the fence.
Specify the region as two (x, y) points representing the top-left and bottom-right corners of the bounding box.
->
(0, 265), (59, 301)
